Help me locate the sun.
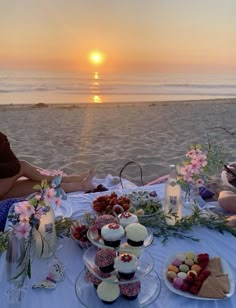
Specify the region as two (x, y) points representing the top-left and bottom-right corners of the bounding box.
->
(89, 51), (104, 65)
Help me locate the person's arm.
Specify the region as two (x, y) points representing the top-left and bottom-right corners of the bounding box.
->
(218, 190), (236, 213)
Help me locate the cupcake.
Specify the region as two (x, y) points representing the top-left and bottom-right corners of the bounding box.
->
(101, 223), (125, 248)
(97, 281), (120, 304)
(95, 215), (118, 235)
(119, 242), (143, 258)
(119, 277), (141, 300)
(125, 223), (148, 247)
(114, 253), (138, 279)
(118, 212), (138, 228)
(84, 267), (111, 288)
(95, 248), (116, 273)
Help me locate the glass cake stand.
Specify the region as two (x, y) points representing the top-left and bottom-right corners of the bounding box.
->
(83, 245), (154, 282)
(87, 225), (153, 249)
(75, 268), (161, 308)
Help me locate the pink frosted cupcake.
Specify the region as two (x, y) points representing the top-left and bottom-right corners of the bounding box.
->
(95, 248), (116, 273)
(119, 277), (141, 300)
(84, 267), (111, 288)
(95, 215), (118, 235)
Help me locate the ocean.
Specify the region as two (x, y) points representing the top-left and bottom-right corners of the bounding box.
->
(0, 69), (236, 105)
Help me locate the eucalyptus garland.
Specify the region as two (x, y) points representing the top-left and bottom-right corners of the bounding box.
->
(141, 206), (236, 244)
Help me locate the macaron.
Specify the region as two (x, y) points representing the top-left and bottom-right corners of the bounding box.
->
(176, 253), (186, 262)
(167, 265), (179, 273)
(167, 271), (177, 280)
(177, 272), (187, 280)
(179, 264), (189, 273)
(172, 258), (182, 267)
(173, 277), (184, 289)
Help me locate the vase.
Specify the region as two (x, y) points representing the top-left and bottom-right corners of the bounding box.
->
(184, 185), (206, 210)
(34, 203), (57, 258)
(5, 231), (26, 282)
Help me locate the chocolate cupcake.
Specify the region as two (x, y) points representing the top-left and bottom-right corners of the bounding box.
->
(120, 277), (141, 300)
(125, 223), (148, 247)
(97, 281), (120, 304)
(95, 248), (116, 273)
(95, 215), (118, 235)
(101, 223), (125, 248)
(114, 253), (138, 279)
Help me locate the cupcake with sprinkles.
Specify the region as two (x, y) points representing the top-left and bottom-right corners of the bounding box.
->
(118, 211), (138, 228)
(94, 214), (118, 235)
(119, 277), (141, 300)
(95, 248), (116, 273)
(101, 223), (125, 248)
(125, 223), (148, 247)
(114, 253), (138, 279)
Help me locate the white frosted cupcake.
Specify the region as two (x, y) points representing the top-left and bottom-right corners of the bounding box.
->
(125, 223), (148, 247)
(97, 281), (120, 304)
(118, 212), (138, 228)
(101, 223), (125, 248)
(114, 253), (138, 279)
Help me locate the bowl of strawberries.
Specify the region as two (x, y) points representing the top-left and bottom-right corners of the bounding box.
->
(70, 213), (96, 250)
(92, 192), (130, 215)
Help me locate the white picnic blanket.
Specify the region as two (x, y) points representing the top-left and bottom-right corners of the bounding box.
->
(0, 177), (236, 308)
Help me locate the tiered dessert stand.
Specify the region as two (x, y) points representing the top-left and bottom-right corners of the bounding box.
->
(75, 224), (161, 307)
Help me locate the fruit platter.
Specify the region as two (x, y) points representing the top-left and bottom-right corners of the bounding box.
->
(92, 190), (162, 218)
(164, 251), (235, 300)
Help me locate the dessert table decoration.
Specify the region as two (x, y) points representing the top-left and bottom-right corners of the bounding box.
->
(0, 177), (64, 303)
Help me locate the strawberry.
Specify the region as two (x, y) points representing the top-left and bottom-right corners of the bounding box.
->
(189, 286), (199, 295)
(181, 283), (190, 292)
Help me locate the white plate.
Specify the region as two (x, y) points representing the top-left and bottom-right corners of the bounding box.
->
(53, 200), (72, 218)
(163, 252), (235, 300)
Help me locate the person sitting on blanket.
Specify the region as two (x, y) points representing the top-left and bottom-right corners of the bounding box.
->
(218, 163), (236, 213)
(0, 131), (95, 201)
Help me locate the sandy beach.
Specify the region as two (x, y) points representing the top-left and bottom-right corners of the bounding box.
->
(1, 98), (236, 185)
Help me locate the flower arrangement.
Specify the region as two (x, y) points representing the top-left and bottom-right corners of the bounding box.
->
(177, 139), (227, 194)
(3, 177), (64, 286)
(8, 179), (61, 240)
(177, 145), (208, 191)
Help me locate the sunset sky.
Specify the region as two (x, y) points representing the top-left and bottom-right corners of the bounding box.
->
(0, 0), (235, 73)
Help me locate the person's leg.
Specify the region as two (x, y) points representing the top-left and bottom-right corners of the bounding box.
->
(0, 170), (94, 200)
(19, 160), (94, 183)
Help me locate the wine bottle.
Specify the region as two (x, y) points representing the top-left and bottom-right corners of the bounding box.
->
(164, 164), (182, 225)
(34, 203), (57, 258)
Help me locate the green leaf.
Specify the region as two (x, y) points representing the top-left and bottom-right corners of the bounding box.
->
(33, 184), (42, 191)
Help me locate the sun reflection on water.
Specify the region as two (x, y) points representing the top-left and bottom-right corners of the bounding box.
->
(93, 95), (102, 103)
(91, 71), (102, 103)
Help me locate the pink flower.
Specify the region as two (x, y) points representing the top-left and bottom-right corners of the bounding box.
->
(195, 154), (207, 168)
(14, 223), (32, 239)
(44, 188), (56, 204)
(186, 149), (197, 158)
(195, 178), (205, 187)
(189, 159), (201, 174)
(15, 201), (35, 217)
(55, 198), (61, 207)
(19, 214), (30, 225)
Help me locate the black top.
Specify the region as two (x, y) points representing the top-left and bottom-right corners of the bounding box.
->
(0, 132), (21, 179)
